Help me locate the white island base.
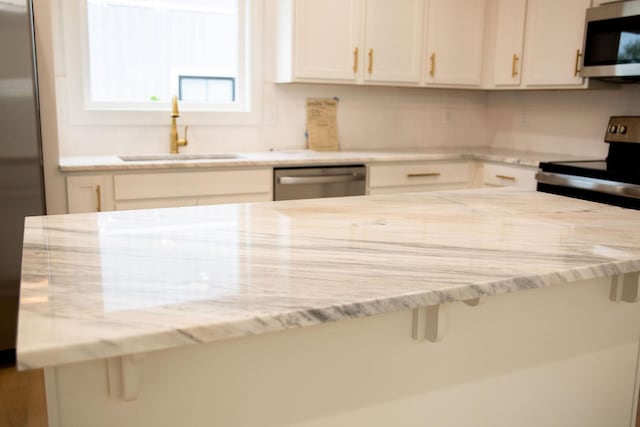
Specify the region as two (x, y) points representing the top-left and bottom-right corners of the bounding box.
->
(44, 276), (640, 427)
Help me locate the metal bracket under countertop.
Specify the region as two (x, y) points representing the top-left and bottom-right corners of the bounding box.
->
(610, 272), (640, 303)
(412, 298), (483, 342)
(106, 353), (146, 402)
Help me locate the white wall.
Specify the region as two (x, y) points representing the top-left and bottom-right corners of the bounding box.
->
(487, 85), (640, 158)
(58, 81), (640, 159)
(57, 83), (490, 156)
(33, 0), (66, 215)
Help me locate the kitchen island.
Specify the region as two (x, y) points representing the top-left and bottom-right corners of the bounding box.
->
(17, 188), (640, 427)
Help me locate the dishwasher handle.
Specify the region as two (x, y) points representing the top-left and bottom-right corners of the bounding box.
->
(278, 173), (365, 185)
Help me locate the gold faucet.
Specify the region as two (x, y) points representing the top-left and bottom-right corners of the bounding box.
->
(170, 96), (188, 154)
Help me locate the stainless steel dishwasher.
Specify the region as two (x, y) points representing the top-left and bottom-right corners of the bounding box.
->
(274, 165), (366, 201)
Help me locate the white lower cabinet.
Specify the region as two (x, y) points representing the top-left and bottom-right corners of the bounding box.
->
(113, 169), (273, 211)
(368, 161), (471, 194)
(66, 169), (273, 213)
(66, 175), (115, 213)
(66, 162), (538, 214)
(481, 162), (538, 190)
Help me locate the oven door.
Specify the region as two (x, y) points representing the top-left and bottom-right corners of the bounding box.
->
(536, 171), (640, 210)
(581, 0), (640, 79)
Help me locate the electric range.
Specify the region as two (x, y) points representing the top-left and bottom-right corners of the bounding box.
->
(536, 116), (640, 210)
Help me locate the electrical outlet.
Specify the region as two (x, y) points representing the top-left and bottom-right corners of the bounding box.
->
(442, 109), (451, 123)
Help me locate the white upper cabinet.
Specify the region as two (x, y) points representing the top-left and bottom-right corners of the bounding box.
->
(424, 0), (487, 86)
(363, 0), (424, 84)
(492, 0), (527, 87)
(274, 0), (593, 90)
(291, 0), (364, 82)
(275, 0), (423, 85)
(522, 0), (592, 87)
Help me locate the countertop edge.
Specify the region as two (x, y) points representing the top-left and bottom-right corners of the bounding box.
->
(17, 257), (640, 370)
(57, 149), (571, 173)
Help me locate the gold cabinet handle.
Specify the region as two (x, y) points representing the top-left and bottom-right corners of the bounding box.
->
(353, 47), (359, 73)
(368, 49), (373, 74)
(496, 174), (516, 181)
(512, 54), (519, 78)
(407, 172), (441, 178)
(96, 185), (102, 212)
(574, 50), (582, 76)
(429, 53), (436, 77)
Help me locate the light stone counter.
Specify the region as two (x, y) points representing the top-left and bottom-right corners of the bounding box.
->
(17, 187), (640, 427)
(17, 187), (640, 369)
(58, 147), (595, 172)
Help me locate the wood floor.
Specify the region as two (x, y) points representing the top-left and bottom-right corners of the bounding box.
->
(0, 358), (639, 427)
(0, 362), (47, 427)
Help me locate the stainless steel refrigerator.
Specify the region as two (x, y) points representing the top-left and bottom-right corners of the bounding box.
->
(0, 0), (46, 359)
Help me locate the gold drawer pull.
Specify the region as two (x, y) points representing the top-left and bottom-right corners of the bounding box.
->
(574, 49), (582, 77)
(512, 53), (519, 78)
(429, 53), (436, 77)
(96, 185), (102, 212)
(368, 48), (373, 74)
(496, 174), (516, 181)
(408, 172), (441, 178)
(353, 47), (359, 73)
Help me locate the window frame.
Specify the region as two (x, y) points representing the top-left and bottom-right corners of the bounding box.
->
(60, 0), (263, 126)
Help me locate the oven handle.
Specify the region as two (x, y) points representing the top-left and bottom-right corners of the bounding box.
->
(536, 171), (640, 200)
(278, 173), (366, 185)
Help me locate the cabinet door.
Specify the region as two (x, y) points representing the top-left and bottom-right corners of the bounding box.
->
(493, 0), (527, 86)
(293, 0), (364, 81)
(522, 0), (591, 87)
(67, 175), (114, 214)
(425, 0), (486, 86)
(364, 0), (424, 84)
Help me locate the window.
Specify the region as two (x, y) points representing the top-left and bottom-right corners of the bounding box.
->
(179, 76), (235, 102)
(59, 0), (263, 125)
(86, 0), (244, 110)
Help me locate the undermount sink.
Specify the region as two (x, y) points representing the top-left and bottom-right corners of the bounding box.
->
(119, 153), (243, 162)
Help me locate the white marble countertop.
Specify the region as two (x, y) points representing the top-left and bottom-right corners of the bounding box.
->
(17, 188), (640, 369)
(59, 147), (595, 172)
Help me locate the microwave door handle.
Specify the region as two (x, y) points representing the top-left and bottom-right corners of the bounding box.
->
(278, 173), (365, 185)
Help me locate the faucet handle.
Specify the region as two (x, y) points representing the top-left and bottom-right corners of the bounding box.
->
(178, 125), (188, 148)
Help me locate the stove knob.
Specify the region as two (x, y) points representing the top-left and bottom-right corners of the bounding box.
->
(609, 125), (618, 133)
(618, 125), (627, 135)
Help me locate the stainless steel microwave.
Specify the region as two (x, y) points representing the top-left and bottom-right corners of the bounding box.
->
(581, 0), (640, 80)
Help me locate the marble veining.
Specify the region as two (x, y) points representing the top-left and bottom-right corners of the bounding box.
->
(58, 147), (595, 172)
(17, 188), (640, 369)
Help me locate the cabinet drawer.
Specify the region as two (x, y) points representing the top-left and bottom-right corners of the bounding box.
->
(369, 161), (471, 189)
(114, 169), (272, 201)
(482, 163), (538, 190)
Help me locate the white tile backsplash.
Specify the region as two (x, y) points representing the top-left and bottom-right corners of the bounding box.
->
(487, 84), (640, 157)
(58, 81), (640, 157)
